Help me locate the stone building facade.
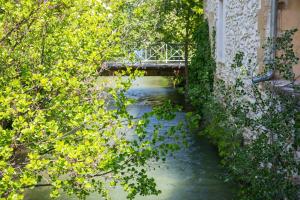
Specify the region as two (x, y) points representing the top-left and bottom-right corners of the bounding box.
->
(205, 0), (300, 189)
(205, 0), (300, 83)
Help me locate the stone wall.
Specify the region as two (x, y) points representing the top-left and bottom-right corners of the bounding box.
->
(204, 0), (272, 83)
(205, 0), (300, 195)
(204, 0), (272, 141)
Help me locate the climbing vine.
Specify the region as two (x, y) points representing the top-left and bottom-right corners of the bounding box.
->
(203, 30), (300, 200)
(188, 19), (216, 114)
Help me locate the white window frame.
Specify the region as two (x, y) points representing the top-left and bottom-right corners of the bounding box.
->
(216, 0), (226, 63)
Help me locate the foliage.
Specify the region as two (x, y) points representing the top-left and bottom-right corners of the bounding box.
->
(163, 1), (299, 198)
(202, 98), (242, 159)
(157, 0), (204, 92)
(0, 1), (185, 199)
(296, 111), (300, 148)
(185, 112), (201, 131)
(156, 0), (203, 43)
(203, 30), (300, 200)
(264, 29), (299, 81)
(188, 19), (216, 114)
(118, 0), (162, 50)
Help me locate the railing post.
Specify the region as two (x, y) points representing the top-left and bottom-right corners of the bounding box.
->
(165, 43), (168, 63)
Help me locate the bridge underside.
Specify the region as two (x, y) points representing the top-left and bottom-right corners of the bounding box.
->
(100, 62), (185, 76)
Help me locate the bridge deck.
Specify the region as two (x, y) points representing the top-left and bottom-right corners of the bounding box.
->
(101, 62), (185, 76)
(105, 62), (185, 68)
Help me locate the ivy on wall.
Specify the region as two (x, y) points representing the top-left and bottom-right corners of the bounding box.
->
(189, 19), (300, 199)
(188, 19), (216, 114)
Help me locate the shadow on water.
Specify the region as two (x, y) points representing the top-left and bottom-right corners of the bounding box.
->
(25, 76), (236, 200)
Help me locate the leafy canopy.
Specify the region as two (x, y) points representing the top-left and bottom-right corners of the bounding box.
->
(0, 1), (184, 199)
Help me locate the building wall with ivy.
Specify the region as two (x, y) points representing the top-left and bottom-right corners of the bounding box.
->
(204, 0), (272, 83)
(204, 0), (300, 147)
(204, 0), (272, 140)
(202, 1), (300, 199)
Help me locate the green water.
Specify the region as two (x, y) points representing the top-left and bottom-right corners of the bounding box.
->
(25, 77), (235, 200)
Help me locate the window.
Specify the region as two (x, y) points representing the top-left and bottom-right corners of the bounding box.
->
(216, 0), (226, 62)
(277, 0), (300, 82)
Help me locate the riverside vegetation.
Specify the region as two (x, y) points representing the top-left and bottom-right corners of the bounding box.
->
(187, 18), (300, 200)
(0, 1), (186, 199)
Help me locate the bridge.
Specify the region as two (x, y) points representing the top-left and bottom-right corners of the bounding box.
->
(100, 43), (186, 76)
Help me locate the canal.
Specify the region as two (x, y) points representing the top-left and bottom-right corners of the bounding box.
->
(25, 76), (235, 200)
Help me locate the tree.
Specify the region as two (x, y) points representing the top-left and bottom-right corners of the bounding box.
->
(0, 1), (183, 199)
(188, 19), (216, 114)
(156, 0), (204, 96)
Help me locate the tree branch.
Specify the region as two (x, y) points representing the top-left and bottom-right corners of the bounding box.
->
(0, 7), (40, 45)
(23, 183), (52, 189)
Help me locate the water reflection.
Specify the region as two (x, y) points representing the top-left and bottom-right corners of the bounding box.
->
(25, 77), (235, 200)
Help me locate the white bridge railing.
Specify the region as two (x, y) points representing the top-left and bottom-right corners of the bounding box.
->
(133, 43), (185, 64)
